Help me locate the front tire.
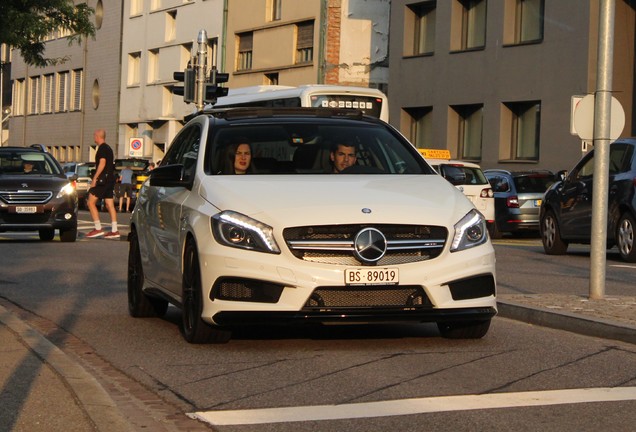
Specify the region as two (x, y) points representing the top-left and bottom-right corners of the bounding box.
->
(541, 210), (568, 255)
(181, 240), (231, 344)
(616, 212), (636, 262)
(128, 230), (168, 317)
(39, 229), (55, 241)
(59, 227), (77, 242)
(437, 319), (491, 339)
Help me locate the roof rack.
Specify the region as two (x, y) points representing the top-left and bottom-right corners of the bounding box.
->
(186, 106), (366, 122)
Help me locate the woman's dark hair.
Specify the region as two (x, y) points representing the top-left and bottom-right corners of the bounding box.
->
(221, 137), (253, 174)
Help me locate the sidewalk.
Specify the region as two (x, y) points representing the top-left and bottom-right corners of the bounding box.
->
(1, 295), (635, 431)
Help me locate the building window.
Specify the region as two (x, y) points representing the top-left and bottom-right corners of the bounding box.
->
(451, 104), (483, 160)
(13, 79), (25, 116)
(403, 107), (433, 148)
(269, 0), (282, 21)
(504, 0), (544, 44)
(208, 38), (219, 68)
(42, 74), (54, 114)
(503, 101), (541, 161)
(452, 0), (486, 51)
(181, 43), (193, 69)
(71, 69), (83, 111)
(296, 21), (314, 64)
(128, 52), (141, 86)
(405, 2), (436, 56)
(147, 49), (159, 83)
(165, 10), (177, 42)
(130, 0), (143, 15)
(265, 73), (279, 85)
(28, 76), (40, 115)
(57, 71), (69, 112)
(237, 32), (253, 71)
(151, 0), (162, 11)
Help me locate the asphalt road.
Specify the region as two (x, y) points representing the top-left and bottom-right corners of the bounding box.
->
(0, 217), (634, 431)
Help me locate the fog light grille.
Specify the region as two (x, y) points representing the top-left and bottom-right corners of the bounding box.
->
(212, 278), (284, 303)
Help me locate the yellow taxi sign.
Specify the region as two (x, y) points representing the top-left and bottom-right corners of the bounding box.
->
(418, 148), (452, 160)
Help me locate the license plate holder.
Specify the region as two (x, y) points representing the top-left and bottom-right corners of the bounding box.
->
(344, 268), (399, 286)
(14, 206), (38, 214)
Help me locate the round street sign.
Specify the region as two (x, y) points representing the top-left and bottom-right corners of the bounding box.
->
(573, 94), (625, 141)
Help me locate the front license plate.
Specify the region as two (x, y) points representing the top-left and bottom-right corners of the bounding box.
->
(345, 268), (399, 286)
(15, 206), (37, 214)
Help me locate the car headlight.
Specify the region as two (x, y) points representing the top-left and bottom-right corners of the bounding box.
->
(212, 211), (280, 254)
(56, 183), (76, 199)
(450, 209), (488, 252)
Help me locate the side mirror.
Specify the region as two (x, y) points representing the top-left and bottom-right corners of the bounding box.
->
(557, 170), (568, 182)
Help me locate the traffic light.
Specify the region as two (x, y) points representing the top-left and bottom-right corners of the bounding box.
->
(204, 69), (230, 104)
(172, 68), (195, 103)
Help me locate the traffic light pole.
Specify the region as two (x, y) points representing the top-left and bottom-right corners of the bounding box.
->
(195, 29), (209, 112)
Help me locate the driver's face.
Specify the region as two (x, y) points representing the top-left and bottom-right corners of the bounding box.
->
(331, 144), (357, 173)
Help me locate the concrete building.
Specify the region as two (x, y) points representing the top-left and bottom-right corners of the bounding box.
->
(225, 0), (390, 91)
(8, 0), (123, 162)
(388, 0), (636, 173)
(118, 0), (224, 162)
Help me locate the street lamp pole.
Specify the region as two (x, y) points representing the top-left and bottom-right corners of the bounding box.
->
(589, 0), (616, 299)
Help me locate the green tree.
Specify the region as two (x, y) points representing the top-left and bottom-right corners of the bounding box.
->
(0, 0), (95, 67)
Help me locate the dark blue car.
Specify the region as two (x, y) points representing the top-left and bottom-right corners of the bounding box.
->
(540, 139), (636, 262)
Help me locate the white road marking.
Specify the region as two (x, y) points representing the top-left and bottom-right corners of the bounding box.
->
(609, 264), (636, 269)
(189, 387), (636, 426)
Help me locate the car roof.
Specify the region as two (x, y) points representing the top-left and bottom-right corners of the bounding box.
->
(426, 158), (482, 169)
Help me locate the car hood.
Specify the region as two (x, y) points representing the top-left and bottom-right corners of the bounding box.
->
(198, 174), (475, 227)
(0, 174), (69, 190)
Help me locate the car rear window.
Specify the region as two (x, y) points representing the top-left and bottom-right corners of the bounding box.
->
(513, 175), (554, 193)
(439, 165), (488, 185)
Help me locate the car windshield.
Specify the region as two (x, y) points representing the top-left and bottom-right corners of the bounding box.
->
(513, 174), (555, 193)
(0, 151), (62, 176)
(205, 122), (434, 175)
(77, 165), (93, 177)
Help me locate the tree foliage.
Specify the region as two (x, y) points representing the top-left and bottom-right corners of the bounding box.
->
(0, 0), (95, 67)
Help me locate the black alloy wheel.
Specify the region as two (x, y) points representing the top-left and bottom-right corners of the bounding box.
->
(128, 229), (168, 317)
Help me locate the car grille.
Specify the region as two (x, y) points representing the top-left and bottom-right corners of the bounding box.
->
(303, 285), (433, 309)
(0, 190), (53, 204)
(283, 224), (447, 265)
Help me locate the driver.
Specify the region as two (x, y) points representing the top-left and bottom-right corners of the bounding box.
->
(330, 141), (357, 173)
(23, 161), (35, 173)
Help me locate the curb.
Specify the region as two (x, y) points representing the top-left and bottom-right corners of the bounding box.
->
(497, 300), (636, 345)
(0, 304), (133, 432)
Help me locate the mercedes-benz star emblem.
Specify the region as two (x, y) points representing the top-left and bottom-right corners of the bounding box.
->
(353, 227), (387, 264)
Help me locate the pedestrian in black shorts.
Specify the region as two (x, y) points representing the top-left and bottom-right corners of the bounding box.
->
(86, 129), (119, 239)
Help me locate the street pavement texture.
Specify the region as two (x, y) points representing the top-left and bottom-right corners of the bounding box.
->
(0, 291), (634, 431)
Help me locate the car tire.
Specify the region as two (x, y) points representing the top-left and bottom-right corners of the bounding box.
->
(616, 212), (636, 262)
(488, 221), (502, 239)
(128, 230), (169, 318)
(181, 240), (231, 344)
(39, 229), (55, 241)
(437, 319), (491, 339)
(59, 227), (77, 243)
(541, 210), (568, 255)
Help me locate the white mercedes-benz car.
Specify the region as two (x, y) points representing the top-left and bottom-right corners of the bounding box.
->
(128, 108), (497, 343)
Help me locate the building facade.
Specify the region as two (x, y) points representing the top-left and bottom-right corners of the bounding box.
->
(225, 0), (390, 91)
(8, 0), (123, 162)
(388, 0), (636, 173)
(118, 0), (224, 162)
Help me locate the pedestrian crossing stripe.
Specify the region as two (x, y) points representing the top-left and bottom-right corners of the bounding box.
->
(188, 386), (636, 426)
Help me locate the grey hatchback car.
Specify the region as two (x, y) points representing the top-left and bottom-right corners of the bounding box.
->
(484, 169), (555, 238)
